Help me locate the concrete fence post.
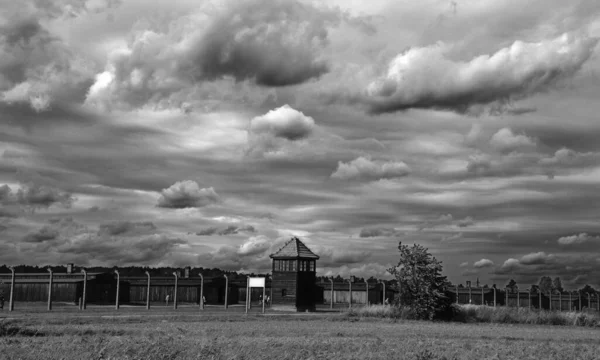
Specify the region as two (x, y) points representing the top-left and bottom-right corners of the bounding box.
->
(549, 291), (552, 311)
(569, 292), (572, 312)
(246, 276), (250, 314)
(481, 288), (484, 306)
(559, 292), (562, 311)
(81, 269), (87, 310)
(587, 293), (591, 311)
(199, 273), (204, 310)
(173, 272), (178, 310)
(348, 278), (352, 309)
(9, 266), (15, 312)
(224, 274), (229, 310)
(516, 286), (520, 308)
(145, 271), (151, 310)
(493, 287), (496, 307)
(505, 288), (508, 307)
(47, 268), (53, 311)
(468, 285), (472, 304)
(456, 286), (459, 305)
(380, 280), (386, 306)
(528, 290), (531, 310)
(579, 292), (582, 311)
(114, 270), (120, 310)
(329, 278), (334, 309)
(364, 279), (369, 306)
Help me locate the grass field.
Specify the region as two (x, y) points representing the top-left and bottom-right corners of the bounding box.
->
(2, 307), (600, 360)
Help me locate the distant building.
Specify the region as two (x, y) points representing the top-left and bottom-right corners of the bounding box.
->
(269, 237), (319, 312)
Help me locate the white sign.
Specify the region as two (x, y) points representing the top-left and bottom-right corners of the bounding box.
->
(249, 277), (265, 288)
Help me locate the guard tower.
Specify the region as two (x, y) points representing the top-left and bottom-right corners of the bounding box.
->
(270, 237), (319, 312)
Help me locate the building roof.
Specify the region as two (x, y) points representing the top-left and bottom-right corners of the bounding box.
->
(269, 237), (319, 259)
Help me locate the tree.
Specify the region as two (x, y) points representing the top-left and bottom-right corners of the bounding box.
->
(388, 242), (450, 320)
(538, 276), (553, 294)
(552, 277), (563, 293)
(506, 279), (517, 292)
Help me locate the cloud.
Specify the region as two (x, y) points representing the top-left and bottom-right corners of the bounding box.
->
(520, 251), (551, 265)
(456, 216), (475, 228)
(473, 258), (494, 268)
(459, 262), (469, 268)
(157, 180), (220, 209)
(22, 226), (59, 243)
(359, 227), (398, 238)
(86, 0), (340, 110)
(195, 227), (218, 236)
(0, 15), (94, 112)
(490, 128), (536, 153)
(331, 156), (410, 181)
(250, 105), (315, 140)
(441, 232), (463, 242)
(360, 33), (598, 114)
(558, 233), (600, 245)
(97, 221), (157, 236)
(15, 183), (74, 209)
(237, 235), (271, 256)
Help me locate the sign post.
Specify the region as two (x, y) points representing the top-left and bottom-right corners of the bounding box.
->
(248, 277), (266, 314)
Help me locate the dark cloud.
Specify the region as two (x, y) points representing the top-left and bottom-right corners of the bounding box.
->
(157, 180), (220, 209)
(22, 226), (59, 243)
(86, 0), (341, 109)
(195, 225), (257, 236)
(97, 221), (157, 236)
(16, 182), (74, 208)
(0, 14), (94, 111)
(196, 227), (218, 236)
(359, 33), (598, 114)
(359, 227), (398, 238)
(331, 156), (410, 181)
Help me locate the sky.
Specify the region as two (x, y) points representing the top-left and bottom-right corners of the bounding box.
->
(1, 0), (600, 289)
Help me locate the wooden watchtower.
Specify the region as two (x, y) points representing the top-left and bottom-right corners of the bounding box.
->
(269, 237), (319, 312)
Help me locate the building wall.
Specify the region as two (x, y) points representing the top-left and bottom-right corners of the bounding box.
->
(271, 271), (297, 306)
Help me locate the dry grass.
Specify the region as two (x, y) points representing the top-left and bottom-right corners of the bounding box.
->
(2, 309), (600, 360)
(347, 304), (600, 328)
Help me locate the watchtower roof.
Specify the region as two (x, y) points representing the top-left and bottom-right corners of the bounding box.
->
(269, 237), (319, 259)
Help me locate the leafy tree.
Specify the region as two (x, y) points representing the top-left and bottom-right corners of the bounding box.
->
(538, 276), (553, 294)
(578, 284), (597, 295)
(552, 277), (563, 293)
(506, 279), (517, 292)
(388, 242), (450, 320)
(529, 284), (540, 294)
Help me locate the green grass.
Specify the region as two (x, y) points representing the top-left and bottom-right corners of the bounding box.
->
(2, 309), (600, 360)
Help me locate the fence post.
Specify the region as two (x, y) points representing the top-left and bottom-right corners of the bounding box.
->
(365, 279), (369, 306)
(114, 270), (120, 310)
(597, 292), (599, 313)
(549, 291), (552, 311)
(224, 274), (228, 310)
(145, 271), (151, 310)
(579, 292), (582, 311)
(493, 287), (496, 307)
(199, 273), (204, 310)
(559, 292), (562, 311)
(505, 288), (508, 307)
(468, 285), (472, 304)
(569, 292), (572, 312)
(528, 290), (531, 310)
(330, 278), (334, 309)
(81, 269), (87, 310)
(348, 278), (352, 309)
(47, 268), (53, 311)
(246, 276), (250, 314)
(173, 272), (178, 310)
(516, 286), (520, 308)
(9, 266), (15, 312)
(456, 286), (459, 304)
(588, 293), (591, 311)
(481, 287), (484, 305)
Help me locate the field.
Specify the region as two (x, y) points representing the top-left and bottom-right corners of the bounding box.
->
(2, 306), (600, 360)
